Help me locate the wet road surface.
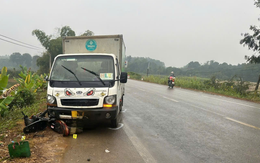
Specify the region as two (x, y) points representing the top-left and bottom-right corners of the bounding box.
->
(61, 79), (260, 163)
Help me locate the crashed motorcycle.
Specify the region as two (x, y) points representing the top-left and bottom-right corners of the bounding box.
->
(168, 76), (175, 88)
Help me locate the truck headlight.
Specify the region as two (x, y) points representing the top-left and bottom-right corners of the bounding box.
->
(47, 94), (57, 106)
(104, 95), (116, 105)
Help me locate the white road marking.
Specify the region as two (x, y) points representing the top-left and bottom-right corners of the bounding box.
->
(123, 123), (157, 163)
(202, 95), (257, 108)
(184, 102), (260, 130)
(225, 117), (260, 130)
(131, 80), (260, 131)
(162, 96), (179, 102)
(108, 123), (124, 130)
(121, 109), (127, 113)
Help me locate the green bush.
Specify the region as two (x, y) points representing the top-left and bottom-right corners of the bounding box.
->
(10, 88), (36, 109)
(143, 75), (168, 85)
(176, 76), (207, 90)
(0, 67), (17, 117)
(127, 72), (142, 80)
(9, 66), (47, 109)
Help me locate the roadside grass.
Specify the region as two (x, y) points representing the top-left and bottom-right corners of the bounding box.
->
(127, 72), (142, 80)
(0, 91), (46, 141)
(128, 73), (260, 102)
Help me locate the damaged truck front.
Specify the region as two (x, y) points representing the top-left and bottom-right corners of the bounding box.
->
(45, 35), (127, 128)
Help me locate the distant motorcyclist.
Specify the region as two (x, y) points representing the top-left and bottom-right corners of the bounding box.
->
(169, 71), (175, 78)
(168, 71), (175, 88)
(168, 71), (175, 81)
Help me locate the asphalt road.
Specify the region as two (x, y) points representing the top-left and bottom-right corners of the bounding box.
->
(61, 79), (260, 163)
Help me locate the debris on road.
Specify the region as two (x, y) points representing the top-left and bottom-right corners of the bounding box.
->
(22, 110), (48, 134)
(21, 136), (26, 141)
(8, 141), (31, 158)
(22, 110), (83, 137)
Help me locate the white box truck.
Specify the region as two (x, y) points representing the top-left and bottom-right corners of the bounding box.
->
(46, 35), (127, 128)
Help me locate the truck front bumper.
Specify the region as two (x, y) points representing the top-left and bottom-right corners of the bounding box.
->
(47, 106), (118, 121)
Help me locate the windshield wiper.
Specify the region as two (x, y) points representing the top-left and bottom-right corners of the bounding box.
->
(81, 67), (105, 86)
(61, 65), (82, 85)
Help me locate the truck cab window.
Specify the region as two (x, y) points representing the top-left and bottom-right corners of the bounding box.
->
(50, 55), (115, 87)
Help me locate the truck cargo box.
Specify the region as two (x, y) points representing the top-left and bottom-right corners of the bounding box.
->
(62, 35), (126, 71)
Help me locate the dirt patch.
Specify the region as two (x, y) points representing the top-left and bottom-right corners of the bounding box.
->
(0, 121), (68, 163)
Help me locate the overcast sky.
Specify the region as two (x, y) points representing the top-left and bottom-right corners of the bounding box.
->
(0, 0), (259, 68)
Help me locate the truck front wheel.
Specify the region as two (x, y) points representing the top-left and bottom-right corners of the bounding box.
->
(111, 117), (118, 128)
(111, 110), (122, 128)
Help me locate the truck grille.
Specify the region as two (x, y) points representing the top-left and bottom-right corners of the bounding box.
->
(61, 99), (99, 106)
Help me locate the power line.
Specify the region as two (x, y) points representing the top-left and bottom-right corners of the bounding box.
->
(0, 37), (43, 51)
(0, 34), (44, 50)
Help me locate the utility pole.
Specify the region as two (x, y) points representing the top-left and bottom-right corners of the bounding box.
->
(147, 62), (150, 77)
(255, 74), (260, 91)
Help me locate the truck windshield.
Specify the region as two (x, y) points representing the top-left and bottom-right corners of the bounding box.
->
(49, 55), (115, 87)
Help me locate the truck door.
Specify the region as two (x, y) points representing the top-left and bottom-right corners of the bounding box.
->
(116, 58), (123, 105)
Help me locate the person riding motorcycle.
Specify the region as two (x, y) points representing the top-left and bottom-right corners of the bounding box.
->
(168, 71), (175, 88)
(168, 71), (175, 81)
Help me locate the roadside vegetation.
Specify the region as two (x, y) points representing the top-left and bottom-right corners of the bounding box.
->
(0, 66), (47, 138)
(125, 56), (260, 83)
(128, 72), (260, 102)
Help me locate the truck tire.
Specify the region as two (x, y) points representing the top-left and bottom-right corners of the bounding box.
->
(119, 96), (124, 112)
(111, 117), (118, 128)
(111, 110), (121, 128)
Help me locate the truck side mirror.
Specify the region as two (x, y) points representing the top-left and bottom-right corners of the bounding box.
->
(120, 72), (128, 83)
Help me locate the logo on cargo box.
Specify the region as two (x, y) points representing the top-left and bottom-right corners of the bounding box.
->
(85, 39), (97, 51)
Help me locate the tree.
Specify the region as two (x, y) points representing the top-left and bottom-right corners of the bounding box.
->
(32, 26), (74, 73)
(32, 55), (40, 71)
(187, 61), (201, 69)
(32, 30), (52, 73)
(240, 1), (260, 63)
(81, 30), (94, 36)
(22, 53), (32, 67)
(49, 37), (62, 63)
(32, 30), (51, 50)
(60, 26), (76, 37)
(240, 0), (260, 89)
(9, 52), (23, 66)
(36, 52), (50, 74)
(0, 56), (14, 68)
(32, 26), (93, 74)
